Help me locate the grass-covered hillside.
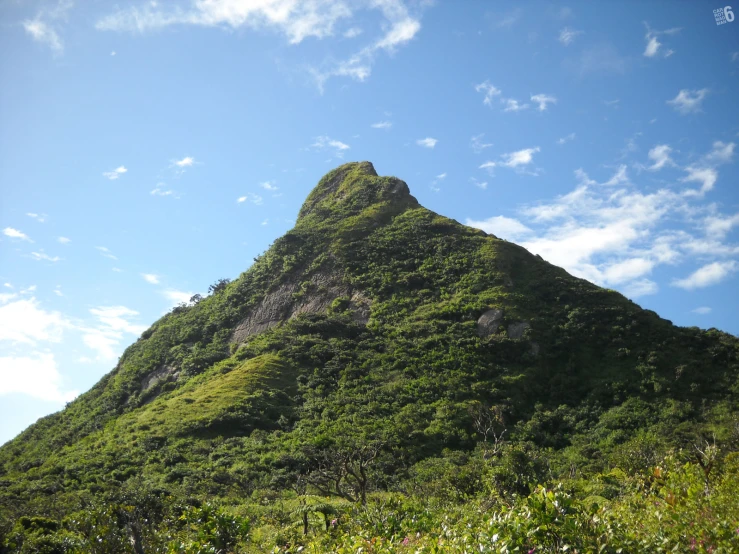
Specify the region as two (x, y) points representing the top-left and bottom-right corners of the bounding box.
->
(1, 161), (738, 552)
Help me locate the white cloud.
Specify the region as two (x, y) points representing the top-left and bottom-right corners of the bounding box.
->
(174, 156), (195, 167)
(57, 236), (71, 244)
(601, 165), (629, 186)
(557, 133), (576, 145)
(643, 24), (680, 58)
(344, 26), (362, 38)
(3, 227), (32, 242)
(436, 173), (446, 180)
(465, 215), (532, 241)
(530, 94), (556, 111)
(151, 183), (176, 197)
(4, 283), (12, 288)
(26, 212), (47, 223)
(558, 27), (583, 45)
(89, 306), (147, 334)
(672, 261), (737, 290)
(704, 141), (735, 164)
(162, 289), (194, 306)
(371, 121), (392, 129)
(23, 19), (63, 53)
(475, 81), (502, 106)
(667, 88), (709, 114)
(503, 98), (529, 112)
(732, 52), (739, 62)
(417, 137), (438, 149)
(470, 134), (493, 153)
(103, 166), (128, 180)
(260, 181), (279, 191)
(96, 246), (118, 260)
(30, 251), (61, 262)
(0, 293), (17, 304)
(0, 298), (69, 344)
(692, 306), (712, 314)
(647, 144), (675, 170)
(644, 35), (660, 57)
(704, 213), (739, 238)
(141, 273), (160, 285)
(470, 177), (488, 190)
(54, 286), (63, 297)
(602, 257), (655, 285)
(97, 1), (423, 90)
(495, 8), (522, 28)
(312, 135), (350, 157)
(237, 193), (263, 205)
(622, 279), (658, 298)
(0, 353), (78, 403)
(500, 147), (540, 168)
(681, 167), (718, 197)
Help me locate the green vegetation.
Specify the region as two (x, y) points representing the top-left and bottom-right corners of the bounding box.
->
(1, 161), (737, 552)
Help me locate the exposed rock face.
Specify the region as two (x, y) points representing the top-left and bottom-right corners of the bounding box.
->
(141, 364), (179, 393)
(230, 269), (370, 344)
(477, 308), (504, 336)
(508, 321), (531, 340)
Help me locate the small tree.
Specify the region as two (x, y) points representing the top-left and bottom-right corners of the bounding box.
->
(208, 278), (231, 295)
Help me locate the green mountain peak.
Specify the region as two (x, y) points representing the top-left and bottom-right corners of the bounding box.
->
(296, 161), (418, 225)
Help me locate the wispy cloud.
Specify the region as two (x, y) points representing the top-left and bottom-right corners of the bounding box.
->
(417, 137), (438, 149)
(82, 306), (147, 360)
(30, 251), (60, 263)
(673, 261), (737, 290)
(503, 98), (529, 112)
(3, 228), (32, 242)
(470, 177), (488, 190)
(475, 81), (502, 106)
(371, 121), (392, 129)
(466, 143), (739, 300)
(98, 1), (424, 91)
(647, 144), (675, 170)
(22, 1), (72, 55)
(95, 246), (117, 260)
(151, 183), (178, 197)
(237, 193), (263, 205)
(26, 213), (47, 223)
(141, 273), (159, 285)
(692, 306), (712, 314)
(57, 236), (71, 244)
(530, 93), (557, 111)
(260, 181), (279, 191)
(0, 353), (78, 403)
(643, 23), (680, 58)
(558, 27), (582, 46)
(470, 134), (493, 153)
(557, 133), (576, 145)
(667, 88), (709, 114)
(464, 215), (532, 241)
(312, 135), (350, 157)
(103, 166), (128, 180)
(173, 156), (195, 167)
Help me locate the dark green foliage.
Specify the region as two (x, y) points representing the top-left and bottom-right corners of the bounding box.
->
(1, 162), (737, 552)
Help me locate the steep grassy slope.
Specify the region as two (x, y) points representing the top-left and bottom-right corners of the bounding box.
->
(0, 162), (737, 548)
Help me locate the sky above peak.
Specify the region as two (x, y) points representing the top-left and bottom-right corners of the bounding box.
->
(1, 0), (738, 445)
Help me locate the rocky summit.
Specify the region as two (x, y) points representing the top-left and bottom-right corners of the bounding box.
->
(1, 162), (737, 552)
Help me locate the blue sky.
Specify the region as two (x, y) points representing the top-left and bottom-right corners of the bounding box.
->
(1, 0), (738, 445)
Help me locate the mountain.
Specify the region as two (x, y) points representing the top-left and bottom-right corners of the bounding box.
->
(1, 162), (737, 551)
